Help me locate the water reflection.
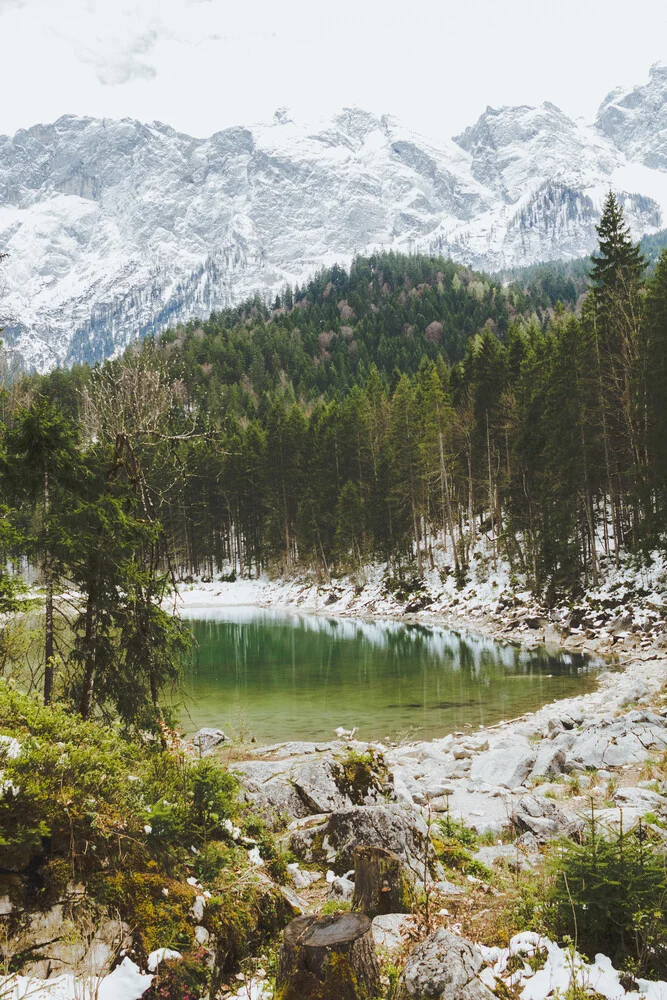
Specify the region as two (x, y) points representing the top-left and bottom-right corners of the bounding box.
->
(181, 607), (601, 743)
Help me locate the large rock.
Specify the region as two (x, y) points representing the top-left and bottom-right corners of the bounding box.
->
(236, 758), (313, 821)
(192, 727), (228, 756)
(372, 913), (417, 955)
(613, 786), (667, 813)
(473, 843), (540, 872)
(469, 737), (536, 788)
(396, 928), (496, 1000)
(10, 900), (131, 980)
(565, 713), (667, 771)
(236, 746), (392, 821)
(289, 804), (438, 878)
(528, 743), (566, 781)
(512, 795), (583, 843)
(292, 759), (357, 813)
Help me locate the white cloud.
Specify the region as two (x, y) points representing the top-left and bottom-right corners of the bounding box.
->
(0, 0), (665, 141)
(77, 27), (160, 86)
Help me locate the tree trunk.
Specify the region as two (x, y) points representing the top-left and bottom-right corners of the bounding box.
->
(486, 411), (497, 571)
(352, 846), (411, 919)
(79, 594), (97, 720)
(438, 429), (459, 572)
(276, 913), (380, 1000)
(43, 464), (54, 704)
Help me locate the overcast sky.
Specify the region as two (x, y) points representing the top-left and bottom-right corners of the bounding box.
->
(0, 0), (665, 140)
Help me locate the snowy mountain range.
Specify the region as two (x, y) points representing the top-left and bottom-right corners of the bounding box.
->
(1, 64), (666, 371)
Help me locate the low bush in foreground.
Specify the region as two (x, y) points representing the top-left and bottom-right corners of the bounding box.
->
(0, 684), (239, 876)
(544, 810), (667, 979)
(0, 684), (292, 985)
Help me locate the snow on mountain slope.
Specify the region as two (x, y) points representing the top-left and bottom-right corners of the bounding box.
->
(0, 68), (666, 371)
(596, 62), (667, 170)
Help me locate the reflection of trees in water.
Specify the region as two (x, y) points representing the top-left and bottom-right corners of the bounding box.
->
(181, 613), (603, 741)
(187, 614), (595, 690)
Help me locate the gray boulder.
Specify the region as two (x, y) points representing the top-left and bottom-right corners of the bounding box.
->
(565, 713), (667, 771)
(528, 743), (566, 781)
(473, 843), (539, 872)
(565, 730), (609, 770)
(469, 737), (536, 788)
(236, 748), (393, 820)
(325, 804), (436, 876)
(372, 913), (417, 954)
(328, 874), (355, 901)
(512, 794), (583, 843)
(396, 928), (496, 1000)
(236, 758), (313, 821)
(192, 727), (228, 756)
(289, 804), (437, 877)
(613, 786), (667, 812)
(291, 758), (354, 813)
(12, 901), (131, 980)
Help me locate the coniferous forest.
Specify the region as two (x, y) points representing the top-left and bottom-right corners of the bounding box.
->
(1, 192), (667, 721)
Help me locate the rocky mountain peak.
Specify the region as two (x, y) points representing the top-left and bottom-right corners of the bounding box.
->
(1, 68), (666, 372)
(596, 61), (667, 169)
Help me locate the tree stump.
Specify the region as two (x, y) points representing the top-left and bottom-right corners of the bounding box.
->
(276, 912), (380, 1000)
(352, 845), (411, 918)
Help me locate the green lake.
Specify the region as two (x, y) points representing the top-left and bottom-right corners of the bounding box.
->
(181, 607), (603, 744)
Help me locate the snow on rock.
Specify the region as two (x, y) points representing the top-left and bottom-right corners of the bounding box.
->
(98, 959), (154, 1000)
(231, 979), (272, 1000)
(147, 947), (182, 972)
(0, 735), (21, 759)
(480, 932), (667, 1000)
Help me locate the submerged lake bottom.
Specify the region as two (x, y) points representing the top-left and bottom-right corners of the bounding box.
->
(181, 607), (605, 744)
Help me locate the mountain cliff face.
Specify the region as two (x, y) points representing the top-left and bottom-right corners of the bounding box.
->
(596, 63), (667, 170)
(1, 68), (666, 371)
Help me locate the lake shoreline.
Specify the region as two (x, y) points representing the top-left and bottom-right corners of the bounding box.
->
(175, 572), (667, 757)
(187, 576), (667, 855)
(181, 603), (603, 744)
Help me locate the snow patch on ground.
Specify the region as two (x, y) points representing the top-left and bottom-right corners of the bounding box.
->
(482, 932), (667, 1000)
(0, 957), (153, 1000)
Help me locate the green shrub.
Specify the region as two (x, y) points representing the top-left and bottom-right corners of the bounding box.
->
(205, 877), (294, 978)
(438, 813), (478, 848)
(0, 685), (146, 872)
(544, 810), (667, 978)
(333, 748), (390, 805)
(96, 870), (197, 957)
(0, 685), (240, 878)
(431, 811), (492, 879)
(144, 756), (238, 851)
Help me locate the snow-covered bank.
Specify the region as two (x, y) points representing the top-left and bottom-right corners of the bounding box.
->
(174, 550), (667, 662)
(482, 933), (667, 1000)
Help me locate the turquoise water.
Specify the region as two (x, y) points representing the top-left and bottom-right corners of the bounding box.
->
(181, 607), (601, 743)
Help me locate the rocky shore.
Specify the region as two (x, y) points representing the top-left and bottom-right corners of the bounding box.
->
(233, 644), (667, 865)
(181, 562), (667, 848)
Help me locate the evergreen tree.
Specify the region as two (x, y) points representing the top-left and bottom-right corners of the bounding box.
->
(589, 191), (646, 499)
(3, 398), (80, 703)
(644, 249), (667, 521)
